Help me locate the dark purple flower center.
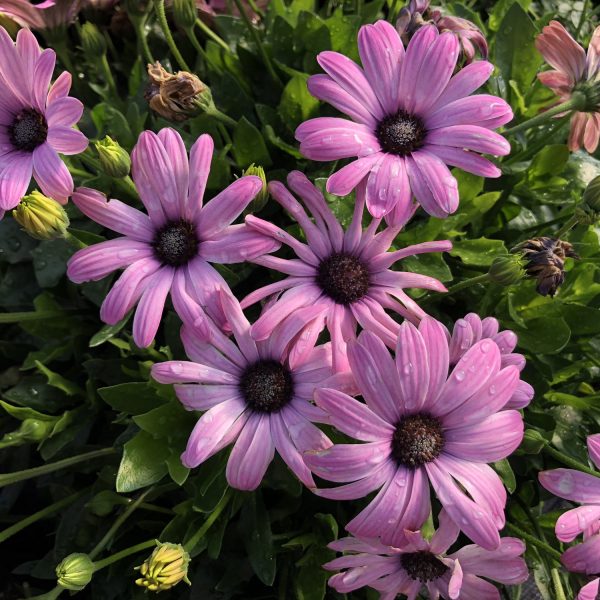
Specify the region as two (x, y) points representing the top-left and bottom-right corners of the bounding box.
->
(317, 253), (370, 305)
(9, 109), (48, 152)
(400, 551), (448, 582)
(376, 110), (426, 156)
(153, 219), (199, 266)
(240, 360), (294, 413)
(391, 413), (444, 468)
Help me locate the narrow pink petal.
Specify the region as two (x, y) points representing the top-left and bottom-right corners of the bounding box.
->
(47, 71), (72, 104)
(72, 187), (155, 241)
(188, 134), (213, 215)
(67, 239), (153, 283)
(219, 288), (259, 363)
(561, 534), (600, 574)
(180, 326), (242, 375)
(430, 509), (461, 554)
(539, 469), (600, 504)
(395, 321), (430, 413)
(226, 414), (274, 490)
(200, 224), (281, 264)
(46, 97), (84, 128)
(426, 145), (501, 178)
(32, 49), (55, 112)
(366, 154), (410, 218)
(0, 154), (32, 210)
(555, 506), (600, 543)
(151, 360), (237, 385)
(132, 267), (174, 347)
(427, 95), (513, 130)
(185, 257), (229, 329)
(536, 21), (587, 81)
(426, 125), (511, 156)
(588, 434), (600, 471)
(100, 256), (161, 324)
(196, 176), (262, 239)
(32, 143), (73, 203)
(174, 384), (241, 411)
(157, 128), (189, 217)
(410, 150), (459, 216)
(418, 317), (450, 405)
(578, 578), (600, 599)
(47, 127), (88, 155)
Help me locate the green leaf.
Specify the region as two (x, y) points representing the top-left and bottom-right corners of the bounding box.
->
(89, 313), (131, 347)
(278, 75), (319, 132)
(133, 402), (195, 440)
(35, 361), (82, 396)
(450, 238), (507, 266)
(98, 382), (165, 415)
(493, 3), (542, 93)
(240, 491), (276, 586)
(232, 117), (272, 168)
(116, 431), (169, 493)
(166, 452), (190, 486)
(513, 317), (571, 354)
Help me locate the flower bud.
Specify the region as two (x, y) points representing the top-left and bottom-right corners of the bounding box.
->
(95, 136), (131, 178)
(0, 419), (55, 449)
(580, 174), (600, 223)
(135, 542), (191, 592)
(511, 237), (579, 297)
(145, 62), (208, 122)
(80, 22), (106, 56)
(173, 0), (197, 29)
(12, 191), (70, 241)
(487, 254), (526, 287)
(243, 164), (269, 213)
(56, 553), (95, 591)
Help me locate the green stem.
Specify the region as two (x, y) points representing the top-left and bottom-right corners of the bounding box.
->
(184, 25), (210, 68)
(0, 449), (115, 489)
(154, 0), (191, 71)
(445, 273), (490, 296)
(555, 214), (581, 238)
(551, 568), (567, 600)
(0, 310), (66, 323)
(89, 487), (154, 560)
(207, 106), (237, 128)
(504, 94), (585, 136)
(132, 15), (154, 64)
(100, 53), (119, 99)
(194, 17), (230, 52)
(65, 232), (88, 250)
(0, 490), (86, 543)
(183, 489), (232, 552)
(544, 445), (600, 478)
(92, 539), (156, 571)
(232, 0), (281, 86)
(505, 523), (563, 563)
(575, 0), (589, 37)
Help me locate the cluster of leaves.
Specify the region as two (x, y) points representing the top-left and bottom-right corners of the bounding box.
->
(1, 0), (600, 598)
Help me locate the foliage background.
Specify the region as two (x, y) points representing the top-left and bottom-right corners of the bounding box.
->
(1, 0), (599, 598)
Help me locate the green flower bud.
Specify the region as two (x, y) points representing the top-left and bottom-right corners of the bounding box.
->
(580, 174), (600, 223)
(0, 419), (55, 449)
(56, 553), (95, 591)
(12, 191), (70, 241)
(80, 22), (107, 56)
(487, 254), (526, 287)
(95, 136), (131, 178)
(135, 542), (191, 592)
(173, 0), (197, 29)
(243, 164), (269, 213)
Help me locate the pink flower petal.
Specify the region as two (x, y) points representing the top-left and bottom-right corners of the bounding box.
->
(0, 153), (32, 210)
(32, 143), (73, 203)
(47, 126), (88, 155)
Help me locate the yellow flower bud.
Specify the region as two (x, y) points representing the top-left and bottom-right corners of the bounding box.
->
(135, 542), (191, 593)
(56, 553), (94, 591)
(12, 191), (70, 241)
(96, 136), (131, 178)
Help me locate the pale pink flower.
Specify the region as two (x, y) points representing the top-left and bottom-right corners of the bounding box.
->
(67, 129), (278, 348)
(152, 290), (332, 490)
(297, 21), (512, 223)
(242, 171), (451, 371)
(0, 26), (87, 217)
(305, 317), (527, 550)
(536, 21), (600, 152)
(539, 434), (600, 575)
(325, 512), (527, 599)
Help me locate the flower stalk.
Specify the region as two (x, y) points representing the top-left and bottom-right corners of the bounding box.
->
(504, 523), (563, 563)
(154, 0), (191, 71)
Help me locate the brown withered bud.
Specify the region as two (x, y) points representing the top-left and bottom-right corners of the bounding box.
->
(145, 62), (208, 122)
(512, 237), (579, 297)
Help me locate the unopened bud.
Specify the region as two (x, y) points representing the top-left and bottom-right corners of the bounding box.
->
(145, 62), (209, 122)
(135, 542), (191, 592)
(56, 553), (95, 591)
(96, 136), (131, 178)
(13, 191), (70, 241)
(80, 22), (106, 56)
(173, 0), (196, 29)
(488, 254), (526, 287)
(243, 164), (269, 213)
(580, 174), (600, 223)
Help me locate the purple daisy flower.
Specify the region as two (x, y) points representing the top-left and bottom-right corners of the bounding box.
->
(0, 26), (87, 217)
(325, 512), (527, 599)
(539, 434), (600, 575)
(242, 171), (451, 370)
(304, 317), (527, 550)
(448, 313), (534, 409)
(151, 289), (333, 491)
(67, 129), (279, 348)
(296, 21), (512, 222)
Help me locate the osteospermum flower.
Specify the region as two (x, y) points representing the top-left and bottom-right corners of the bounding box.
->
(304, 318), (527, 550)
(0, 26), (87, 217)
(536, 21), (600, 153)
(242, 171), (451, 370)
(0, 0), (79, 29)
(448, 313), (534, 409)
(296, 21), (512, 222)
(151, 290), (332, 490)
(325, 512), (528, 599)
(67, 129), (278, 348)
(539, 434), (600, 574)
